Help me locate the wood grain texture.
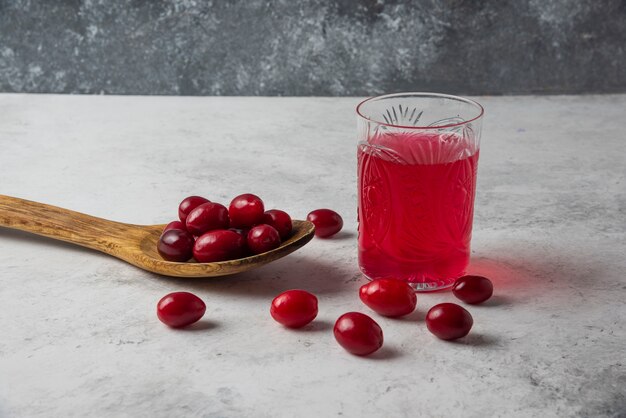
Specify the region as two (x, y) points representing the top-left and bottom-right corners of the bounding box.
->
(0, 194), (315, 277)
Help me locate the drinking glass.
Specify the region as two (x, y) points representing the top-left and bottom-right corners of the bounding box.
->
(356, 93), (484, 291)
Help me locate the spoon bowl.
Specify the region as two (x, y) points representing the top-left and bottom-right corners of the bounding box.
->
(0, 195), (315, 277)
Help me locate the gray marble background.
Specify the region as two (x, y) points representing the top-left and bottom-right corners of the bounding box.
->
(1, 0), (625, 96)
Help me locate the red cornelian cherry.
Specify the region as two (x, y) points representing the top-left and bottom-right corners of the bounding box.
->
(307, 209), (343, 238)
(262, 209), (293, 239)
(333, 312), (384, 356)
(229, 193), (265, 228)
(178, 196), (210, 223)
(270, 290), (318, 328)
(247, 224), (281, 254)
(163, 220), (186, 233)
(157, 229), (195, 262)
(157, 292), (206, 328)
(185, 202), (229, 236)
(193, 230), (245, 262)
(452, 275), (493, 304)
(359, 279), (417, 317)
(426, 303), (473, 340)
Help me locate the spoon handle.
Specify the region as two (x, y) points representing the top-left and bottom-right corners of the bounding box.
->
(0, 194), (131, 254)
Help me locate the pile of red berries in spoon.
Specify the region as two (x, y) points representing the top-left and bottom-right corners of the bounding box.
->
(157, 194), (344, 262)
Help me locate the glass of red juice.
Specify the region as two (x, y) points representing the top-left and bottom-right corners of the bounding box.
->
(356, 93), (484, 291)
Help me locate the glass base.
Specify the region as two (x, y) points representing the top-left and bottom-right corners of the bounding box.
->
(406, 278), (456, 292)
(360, 267), (460, 292)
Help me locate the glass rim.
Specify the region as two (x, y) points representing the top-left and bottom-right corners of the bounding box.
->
(356, 92), (485, 130)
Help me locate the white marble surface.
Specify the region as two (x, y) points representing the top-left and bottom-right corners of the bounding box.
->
(0, 94), (624, 418)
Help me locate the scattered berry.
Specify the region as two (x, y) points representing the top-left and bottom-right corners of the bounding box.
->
(307, 209), (343, 238)
(426, 303), (473, 340)
(270, 290), (318, 328)
(453, 275), (493, 304)
(359, 279), (417, 317)
(157, 292), (206, 328)
(334, 312), (383, 356)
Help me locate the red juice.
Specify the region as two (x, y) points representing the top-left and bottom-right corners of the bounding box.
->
(358, 130), (479, 290)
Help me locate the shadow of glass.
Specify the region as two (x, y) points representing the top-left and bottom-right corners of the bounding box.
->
(467, 248), (609, 302)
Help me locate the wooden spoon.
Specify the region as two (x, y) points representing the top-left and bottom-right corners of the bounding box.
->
(0, 195), (315, 277)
